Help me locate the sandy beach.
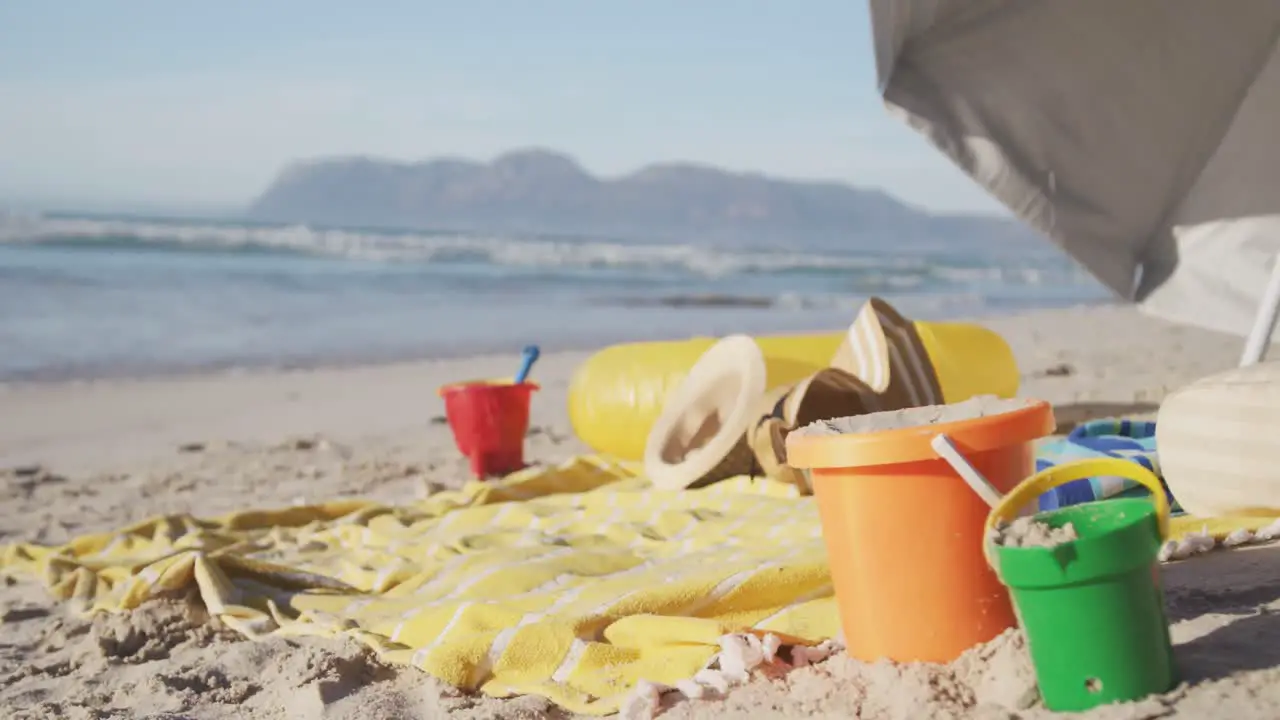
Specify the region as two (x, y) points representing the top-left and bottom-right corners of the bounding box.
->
(3, 303), (1280, 719)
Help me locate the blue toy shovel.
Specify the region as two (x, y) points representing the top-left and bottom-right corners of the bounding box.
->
(515, 345), (540, 384)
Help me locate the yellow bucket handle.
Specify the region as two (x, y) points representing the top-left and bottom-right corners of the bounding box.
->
(983, 458), (1171, 569)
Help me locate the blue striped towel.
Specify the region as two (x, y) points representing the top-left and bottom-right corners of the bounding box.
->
(1034, 419), (1183, 514)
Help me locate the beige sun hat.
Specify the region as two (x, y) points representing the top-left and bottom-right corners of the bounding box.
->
(643, 334), (767, 490)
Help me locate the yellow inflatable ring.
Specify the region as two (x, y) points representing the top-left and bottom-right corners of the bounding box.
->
(567, 320), (1019, 460)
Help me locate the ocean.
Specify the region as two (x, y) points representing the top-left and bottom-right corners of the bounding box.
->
(0, 212), (1109, 382)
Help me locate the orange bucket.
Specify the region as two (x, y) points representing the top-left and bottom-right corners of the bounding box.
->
(786, 399), (1055, 663)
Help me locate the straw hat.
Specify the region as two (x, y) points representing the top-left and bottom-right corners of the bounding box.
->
(831, 297), (944, 409)
(643, 335), (767, 490)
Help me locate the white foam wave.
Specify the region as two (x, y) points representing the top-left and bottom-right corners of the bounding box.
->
(0, 214), (1086, 284)
(0, 215), (896, 276)
(625, 290), (1005, 315)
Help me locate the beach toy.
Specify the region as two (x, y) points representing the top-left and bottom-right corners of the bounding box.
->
(514, 344), (540, 384)
(439, 379), (539, 478)
(567, 297), (1019, 460)
(1158, 361), (1280, 517)
(786, 396), (1055, 663)
(985, 459), (1176, 712)
(931, 433), (1004, 508)
(642, 335), (766, 490)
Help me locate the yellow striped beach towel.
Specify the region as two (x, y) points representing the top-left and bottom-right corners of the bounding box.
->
(1, 454), (1274, 715)
(0, 456), (838, 714)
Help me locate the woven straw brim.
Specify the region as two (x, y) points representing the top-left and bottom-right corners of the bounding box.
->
(643, 335), (767, 490)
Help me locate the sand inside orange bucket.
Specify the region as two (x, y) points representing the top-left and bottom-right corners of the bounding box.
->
(795, 395), (1036, 438)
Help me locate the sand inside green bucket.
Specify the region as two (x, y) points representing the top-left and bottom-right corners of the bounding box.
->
(991, 516), (1079, 549)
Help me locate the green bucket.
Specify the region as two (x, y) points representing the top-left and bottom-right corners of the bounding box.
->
(984, 459), (1178, 712)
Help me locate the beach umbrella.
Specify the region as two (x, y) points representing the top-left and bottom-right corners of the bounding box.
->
(870, 0), (1280, 364)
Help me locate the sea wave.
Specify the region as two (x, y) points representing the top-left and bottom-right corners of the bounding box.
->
(0, 213), (1091, 284)
(601, 290), (998, 314)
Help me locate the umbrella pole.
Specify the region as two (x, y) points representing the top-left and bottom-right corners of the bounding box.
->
(1239, 254), (1280, 367)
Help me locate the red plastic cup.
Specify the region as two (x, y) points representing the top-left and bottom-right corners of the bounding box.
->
(438, 380), (539, 478)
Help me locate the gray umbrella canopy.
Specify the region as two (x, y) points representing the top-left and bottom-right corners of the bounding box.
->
(871, 0), (1280, 340)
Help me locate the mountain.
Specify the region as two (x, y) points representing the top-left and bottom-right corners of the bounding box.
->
(245, 148), (1038, 251)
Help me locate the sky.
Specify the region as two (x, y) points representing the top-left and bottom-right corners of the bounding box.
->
(0, 1), (1002, 215)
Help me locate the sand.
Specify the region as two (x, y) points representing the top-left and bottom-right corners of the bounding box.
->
(797, 396), (1034, 437)
(3, 303), (1280, 719)
(992, 518), (1080, 550)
